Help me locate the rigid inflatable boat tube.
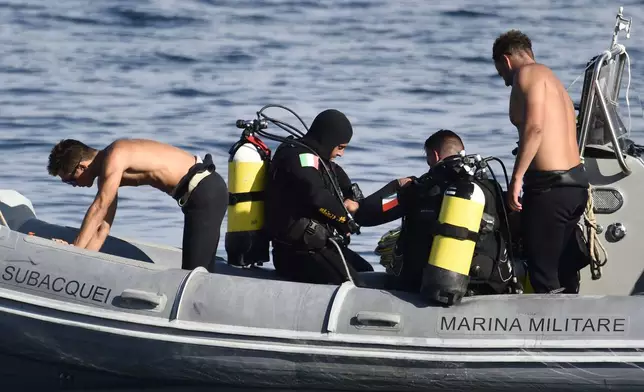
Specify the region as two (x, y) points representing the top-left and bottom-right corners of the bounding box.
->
(225, 140), (270, 267)
(421, 180), (486, 306)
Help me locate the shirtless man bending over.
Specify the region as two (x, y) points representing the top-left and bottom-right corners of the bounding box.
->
(47, 139), (228, 271)
(492, 30), (590, 294)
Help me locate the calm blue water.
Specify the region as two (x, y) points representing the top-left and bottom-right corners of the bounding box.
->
(1, 0), (643, 269)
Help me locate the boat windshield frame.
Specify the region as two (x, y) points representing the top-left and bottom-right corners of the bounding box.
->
(577, 7), (633, 176)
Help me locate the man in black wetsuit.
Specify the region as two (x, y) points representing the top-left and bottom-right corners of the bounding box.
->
(47, 139), (228, 271)
(345, 130), (513, 294)
(265, 109), (373, 286)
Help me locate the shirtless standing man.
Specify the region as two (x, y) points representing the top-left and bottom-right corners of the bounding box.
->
(47, 139), (228, 271)
(492, 30), (590, 294)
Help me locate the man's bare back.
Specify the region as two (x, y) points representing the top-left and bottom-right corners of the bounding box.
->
(100, 139), (199, 194)
(509, 63), (581, 172)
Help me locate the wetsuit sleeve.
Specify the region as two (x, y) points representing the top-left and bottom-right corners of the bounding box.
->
(332, 163), (353, 199)
(285, 151), (350, 232)
(354, 179), (406, 227)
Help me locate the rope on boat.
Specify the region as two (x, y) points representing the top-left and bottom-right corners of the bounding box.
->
(581, 185), (608, 280)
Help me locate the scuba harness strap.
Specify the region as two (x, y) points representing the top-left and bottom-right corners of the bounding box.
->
(229, 191), (265, 205)
(172, 153), (217, 207)
(434, 222), (480, 242)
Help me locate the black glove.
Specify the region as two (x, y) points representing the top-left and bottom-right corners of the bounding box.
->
(347, 219), (361, 235)
(350, 183), (365, 202)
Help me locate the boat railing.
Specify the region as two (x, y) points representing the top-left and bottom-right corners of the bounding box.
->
(577, 7), (633, 176)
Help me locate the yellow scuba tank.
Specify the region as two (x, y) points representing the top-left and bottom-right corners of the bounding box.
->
(225, 121), (271, 267)
(420, 179), (486, 306)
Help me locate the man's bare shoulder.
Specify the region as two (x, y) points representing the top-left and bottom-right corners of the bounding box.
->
(103, 138), (131, 154)
(515, 64), (552, 90)
(101, 139), (139, 171)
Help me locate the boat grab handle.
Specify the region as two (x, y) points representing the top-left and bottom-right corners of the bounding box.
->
(116, 289), (167, 311)
(354, 311), (401, 329)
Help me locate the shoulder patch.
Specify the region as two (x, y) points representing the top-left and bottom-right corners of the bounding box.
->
(382, 193), (399, 212)
(299, 153), (319, 169)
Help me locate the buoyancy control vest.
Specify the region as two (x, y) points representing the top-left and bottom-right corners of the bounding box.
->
(264, 140), (350, 250)
(390, 161), (514, 295)
(467, 177), (515, 296)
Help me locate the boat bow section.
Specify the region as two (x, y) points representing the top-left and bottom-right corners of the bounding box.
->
(0, 225), (190, 319)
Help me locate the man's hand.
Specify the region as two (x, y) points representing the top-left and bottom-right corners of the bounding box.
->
(507, 177), (523, 212)
(397, 177), (412, 187)
(52, 238), (70, 245)
(344, 199), (359, 214)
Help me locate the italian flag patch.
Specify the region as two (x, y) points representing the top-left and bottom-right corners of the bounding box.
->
(382, 193), (399, 212)
(299, 153), (319, 169)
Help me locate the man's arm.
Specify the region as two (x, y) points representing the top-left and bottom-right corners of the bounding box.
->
(83, 196), (118, 251)
(331, 162), (353, 200)
(73, 150), (124, 249)
(512, 69), (546, 181)
(353, 179), (406, 227)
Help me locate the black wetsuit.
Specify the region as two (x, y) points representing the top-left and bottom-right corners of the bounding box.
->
(172, 154), (228, 271)
(521, 163), (590, 294)
(355, 161), (510, 293)
(265, 109), (373, 286)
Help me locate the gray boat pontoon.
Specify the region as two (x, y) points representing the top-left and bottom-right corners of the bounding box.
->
(0, 7), (643, 392)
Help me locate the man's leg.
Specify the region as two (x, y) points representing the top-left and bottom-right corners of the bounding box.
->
(318, 246), (366, 286)
(273, 243), (365, 286)
(181, 172), (228, 270)
(522, 187), (589, 293)
(272, 244), (306, 282)
(557, 188), (589, 293)
(342, 247), (374, 272)
(521, 189), (570, 293)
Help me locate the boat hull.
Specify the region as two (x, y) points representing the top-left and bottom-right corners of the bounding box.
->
(0, 294), (643, 392)
(2, 191), (644, 391)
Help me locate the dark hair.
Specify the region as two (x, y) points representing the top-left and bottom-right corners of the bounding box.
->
(492, 29), (534, 61)
(47, 139), (96, 176)
(424, 129), (464, 157)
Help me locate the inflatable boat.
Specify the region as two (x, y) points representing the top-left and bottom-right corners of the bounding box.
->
(1, 7), (643, 392)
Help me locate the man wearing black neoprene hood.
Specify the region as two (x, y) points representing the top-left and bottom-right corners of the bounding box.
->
(265, 109), (373, 286)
